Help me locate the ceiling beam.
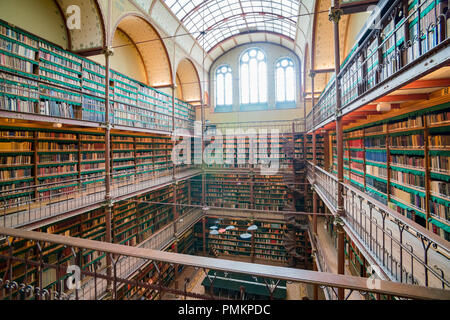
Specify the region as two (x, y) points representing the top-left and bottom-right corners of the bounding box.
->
(340, 0), (379, 14)
(311, 68), (335, 74)
(376, 94), (429, 102)
(401, 78), (450, 89)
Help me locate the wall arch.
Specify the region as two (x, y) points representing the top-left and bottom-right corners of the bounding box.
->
(0, 0), (69, 49)
(110, 14), (173, 87)
(175, 58), (202, 106)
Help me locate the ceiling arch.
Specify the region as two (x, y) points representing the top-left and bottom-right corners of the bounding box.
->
(163, 0), (306, 53)
(112, 14), (173, 87)
(56, 0), (106, 52)
(176, 58), (202, 105)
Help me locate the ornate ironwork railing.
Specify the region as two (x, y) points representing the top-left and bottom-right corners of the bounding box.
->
(307, 0), (450, 131)
(306, 161), (450, 290)
(207, 120), (305, 134)
(0, 70), (195, 133)
(0, 167), (201, 229)
(0, 225), (448, 300)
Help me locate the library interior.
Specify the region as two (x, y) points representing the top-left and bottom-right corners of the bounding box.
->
(0, 0), (449, 301)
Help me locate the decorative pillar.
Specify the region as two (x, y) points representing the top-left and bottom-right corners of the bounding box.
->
(202, 216), (206, 255)
(311, 71), (318, 235)
(329, 1), (345, 300)
(312, 251), (319, 300)
(172, 84), (177, 180)
(103, 45), (114, 294)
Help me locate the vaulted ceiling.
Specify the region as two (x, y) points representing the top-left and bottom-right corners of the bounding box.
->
(162, 0), (315, 62)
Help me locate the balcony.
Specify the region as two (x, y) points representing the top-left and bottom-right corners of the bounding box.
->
(0, 223), (448, 300)
(306, 0), (450, 132)
(0, 69), (196, 134)
(306, 161), (449, 290)
(0, 166), (201, 229)
(68, 208), (205, 300)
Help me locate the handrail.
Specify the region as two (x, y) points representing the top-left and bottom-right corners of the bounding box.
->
(307, 161), (449, 289)
(0, 69), (195, 132)
(0, 226), (449, 300)
(307, 0), (450, 131)
(310, 161), (450, 253)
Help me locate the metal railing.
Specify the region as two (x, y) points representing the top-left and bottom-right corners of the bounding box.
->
(306, 161), (450, 290)
(207, 119), (305, 134)
(0, 70), (195, 133)
(0, 225), (449, 300)
(0, 166), (201, 229)
(307, 0), (450, 131)
(71, 208), (204, 300)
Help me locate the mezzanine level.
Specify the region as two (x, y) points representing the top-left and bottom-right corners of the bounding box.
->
(306, 161), (449, 290)
(0, 224), (448, 300)
(306, 0), (450, 132)
(0, 167), (201, 230)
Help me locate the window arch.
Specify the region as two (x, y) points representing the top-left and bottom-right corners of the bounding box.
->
(276, 57), (296, 103)
(215, 65), (233, 106)
(240, 48), (267, 105)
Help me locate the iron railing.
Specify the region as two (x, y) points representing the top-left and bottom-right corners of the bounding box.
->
(306, 161), (450, 290)
(0, 225), (449, 300)
(306, 0), (450, 131)
(0, 70), (195, 133)
(0, 167), (201, 229)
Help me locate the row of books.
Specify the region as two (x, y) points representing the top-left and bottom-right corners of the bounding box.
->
(0, 38), (36, 60)
(0, 155), (31, 165)
(391, 170), (425, 189)
(366, 150), (387, 162)
(430, 201), (449, 221)
(430, 180), (450, 197)
(390, 134), (424, 147)
(390, 116), (423, 130)
(427, 111), (450, 125)
(39, 153), (77, 163)
(0, 141), (32, 151)
(430, 155), (450, 172)
(391, 154), (424, 168)
(0, 51), (34, 73)
(0, 167), (32, 180)
(37, 142), (78, 150)
(429, 135), (450, 148)
(0, 24), (38, 48)
(0, 21), (195, 129)
(391, 186), (425, 211)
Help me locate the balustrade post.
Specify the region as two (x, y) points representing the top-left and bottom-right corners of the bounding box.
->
(329, 0), (345, 300)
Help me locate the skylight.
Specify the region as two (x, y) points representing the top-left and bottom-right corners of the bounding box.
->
(164, 0), (300, 52)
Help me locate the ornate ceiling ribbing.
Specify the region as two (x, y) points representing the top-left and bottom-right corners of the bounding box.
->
(163, 0), (300, 52)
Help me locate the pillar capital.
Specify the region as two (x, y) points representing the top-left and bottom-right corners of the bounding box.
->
(333, 215), (345, 231)
(328, 7), (343, 23)
(102, 46), (114, 57)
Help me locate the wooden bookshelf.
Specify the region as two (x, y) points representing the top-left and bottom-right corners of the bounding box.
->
(0, 19), (195, 131)
(194, 217), (311, 265)
(329, 102), (450, 241)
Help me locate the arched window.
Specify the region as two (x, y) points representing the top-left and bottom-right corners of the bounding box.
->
(276, 57), (296, 103)
(240, 48), (267, 105)
(215, 65), (233, 106)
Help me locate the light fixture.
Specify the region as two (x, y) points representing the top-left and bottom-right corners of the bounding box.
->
(240, 233), (252, 239)
(53, 123), (62, 128)
(210, 226), (218, 230)
(376, 102), (391, 112)
(202, 206), (210, 211)
(219, 228), (226, 233)
(210, 230), (219, 235)
(247, 225), (258, 231)
(225, 225), (235, 231)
